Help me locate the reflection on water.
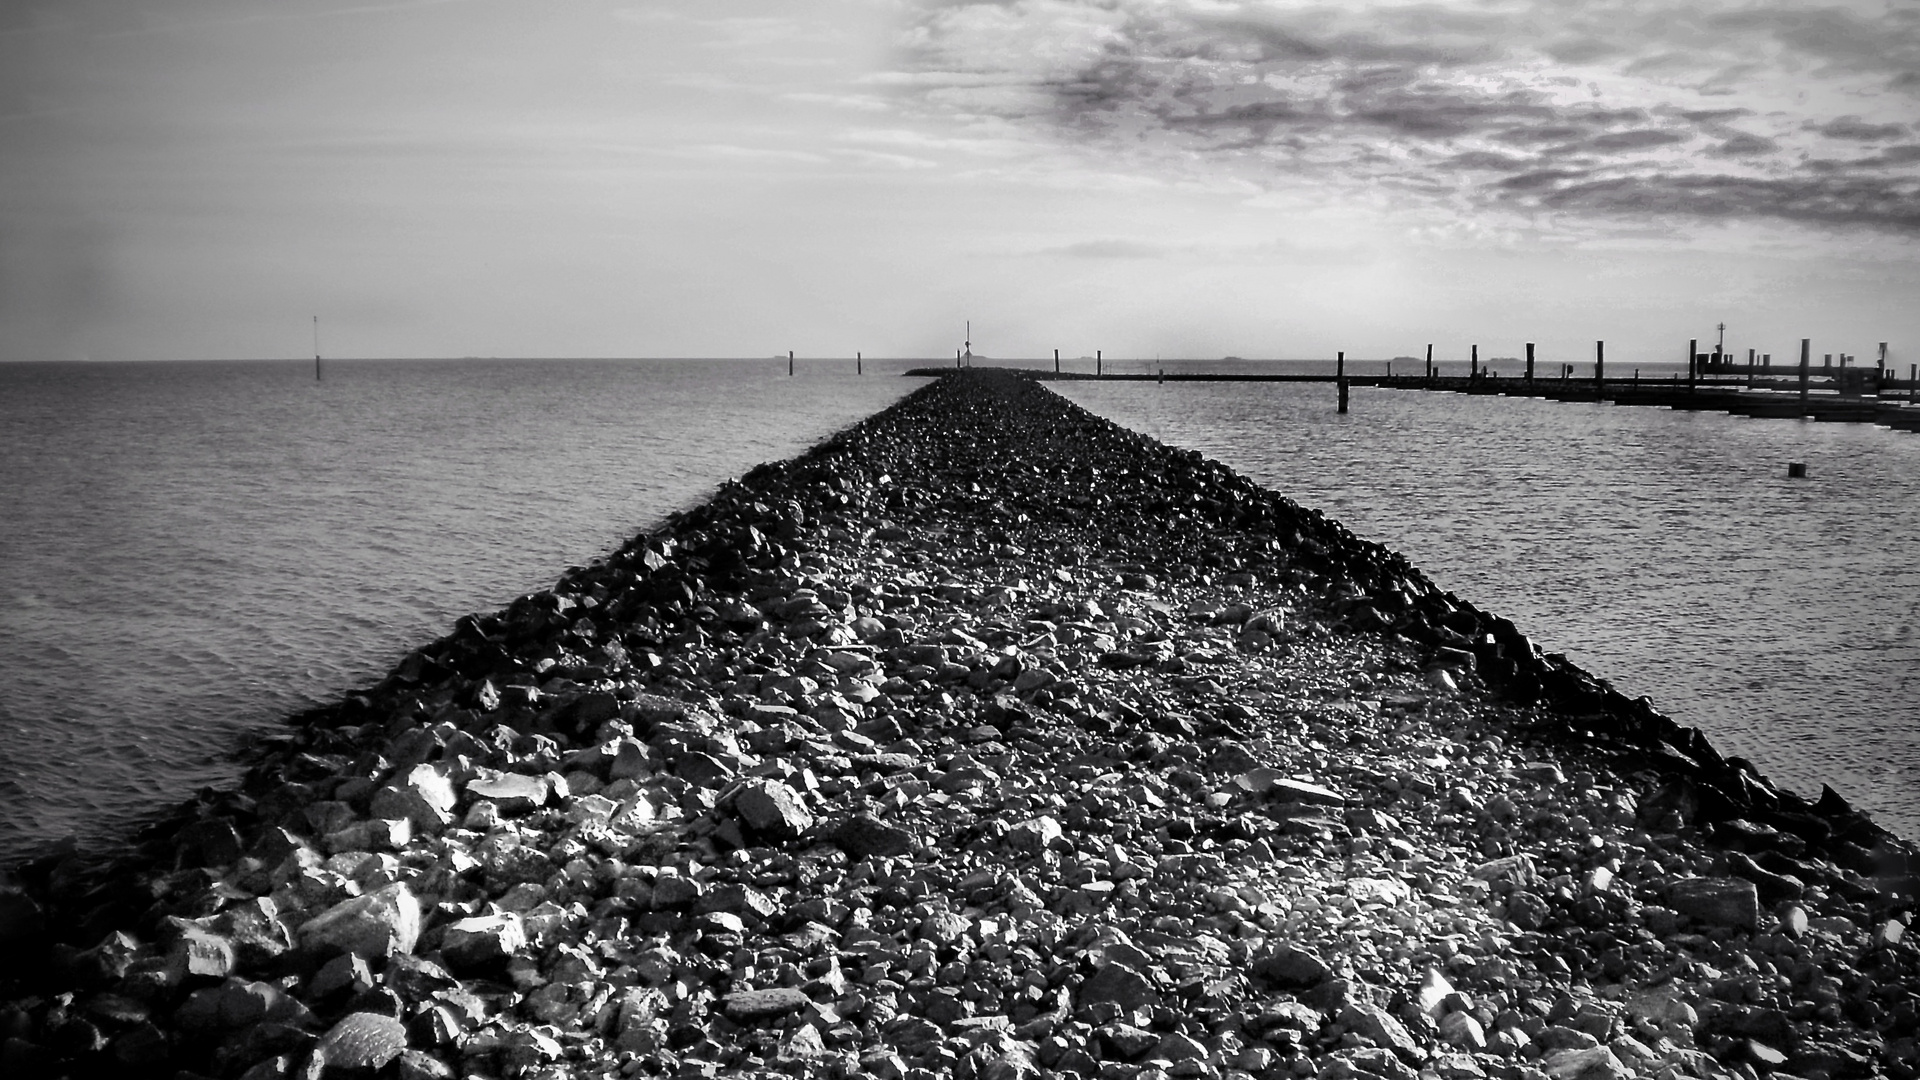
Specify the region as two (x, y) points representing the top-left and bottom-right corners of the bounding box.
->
(1060, 381), (1920, 839)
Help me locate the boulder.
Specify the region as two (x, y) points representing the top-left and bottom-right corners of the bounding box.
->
(300, 883), (421, 960)
(1253, 944), (1331, 988)
(1076, 963), (1159, 1012)
(315, 1012), (407, 1072)
(1667, 877), (1760, 930)
(368, 765), (457, 831)
(828, 813), (915, 859)
(733, 780), (814, 840)
(439, 914), (526, 974)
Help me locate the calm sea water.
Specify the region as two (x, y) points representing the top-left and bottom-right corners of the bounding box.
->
(3, 359), (1915, 865)
(1057, 376), (1920, 839)
(0, 358), (924, 865)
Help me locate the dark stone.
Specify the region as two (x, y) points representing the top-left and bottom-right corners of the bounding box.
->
(829, 813), (915, 859)
(1253, 944), (1332, 988)
(1076, 964), (1159, 1012)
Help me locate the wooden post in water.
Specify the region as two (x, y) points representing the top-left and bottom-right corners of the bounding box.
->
(1688, 338), (1697, 393)
(1595, 341), (1605, 400)
(1909, 362), (1916, 403)
(789, 350), (795, 376)
(1337, 351), (1349, 413)
(1425, 343), (1433, 382)
(1799, 339), (1811, 415)
(1097, 350), (1102, 377)
(313, 315), (321, 381)
(1054, 348), (1060, 373)
(1470, 344), (1478, 380)
(1525, 342), (1535, 388)
(1747, 348), (1756, 388)
(955, 349), (961, 369)
(857, 351), (862, 375)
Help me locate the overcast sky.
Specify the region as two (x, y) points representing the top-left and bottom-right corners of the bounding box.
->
(3, 0), (1917, 364)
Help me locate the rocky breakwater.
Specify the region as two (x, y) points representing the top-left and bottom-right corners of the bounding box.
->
(2, 369), (1916, 1080)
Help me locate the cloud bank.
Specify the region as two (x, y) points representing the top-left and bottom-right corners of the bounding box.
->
(891, 0), (1920, 235)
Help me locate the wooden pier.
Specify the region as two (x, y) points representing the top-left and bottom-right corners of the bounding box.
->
(904, 351), (1920, 433)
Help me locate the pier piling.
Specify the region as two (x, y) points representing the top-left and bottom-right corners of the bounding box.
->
(1425, 343), (1433, 383)
(1097, 350), (1103, 378)
(1525, 342), (1535, 386)
(1595, 341), (1605, 401)
(789, 350), (794, 376)
(1054, 348), (1060, 374)
(1337, 351), (1348, 413)
(857, 351), (862, 375)
(1471, 344), (1479, 380)
(1688, 338), (1697, 393)
(1800, 339), (1811, 415)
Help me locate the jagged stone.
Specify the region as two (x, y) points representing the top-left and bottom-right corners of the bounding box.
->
(315, 1011), (407, 1072)
(299, 884), (421, 960)
(732, 779), (814, 839)
(438, 914), (525, 974)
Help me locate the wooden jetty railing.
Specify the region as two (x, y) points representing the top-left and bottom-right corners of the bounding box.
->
(904, 340), (1920, 433)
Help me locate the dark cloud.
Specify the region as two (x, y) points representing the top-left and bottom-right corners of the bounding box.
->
(1587, 129), (1689, 152)
(1529, 173), (1920, 231)
(898, 1), (1920, 235)
(1710, 132), (1778, 157)
(1810, 116), (1912, 142)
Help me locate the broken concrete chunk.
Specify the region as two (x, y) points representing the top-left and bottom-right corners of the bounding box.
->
(464, 772), (549, 815)
(1667, 877), (1760, 930)
(722, 987), (812, 1022)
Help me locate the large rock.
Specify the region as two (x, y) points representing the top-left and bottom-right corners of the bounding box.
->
(315, 1012), (408, 1072)
(733, 780), (815, 840)
(1340, 1003), (1422, 1062)
(369, 765), (457, 831)
(1543, 1046), (1631, 1080)
(828, 813), (915, 859)
(300, 883), (421, 960)
(1006, 815), (1063, 854)
(1667, 877), (1760, 930)
(464, 772), (550, 815)
(439, 914), (525, 974)
(1076, 963), (1159, 1011)
(1253, 944), (1331, 988)
(168, 924), (236, 983)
